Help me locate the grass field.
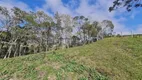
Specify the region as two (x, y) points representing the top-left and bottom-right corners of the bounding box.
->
(0, 37), (142, 80)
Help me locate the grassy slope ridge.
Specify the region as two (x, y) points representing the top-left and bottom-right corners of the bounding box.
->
(0, 37), (142, 80)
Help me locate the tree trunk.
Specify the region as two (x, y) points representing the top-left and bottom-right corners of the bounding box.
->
(4, 44), (13, 59)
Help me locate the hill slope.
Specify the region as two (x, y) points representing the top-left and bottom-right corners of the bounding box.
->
(0, 37), (142, 80)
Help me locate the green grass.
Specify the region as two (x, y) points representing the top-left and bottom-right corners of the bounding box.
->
(0, 37), (142, 80)
(0, 52), (108, 80)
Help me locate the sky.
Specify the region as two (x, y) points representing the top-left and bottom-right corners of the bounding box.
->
(0, 0), (142, 35)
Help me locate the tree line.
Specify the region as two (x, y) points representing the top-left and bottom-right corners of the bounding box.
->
(0, 6), (114, 59)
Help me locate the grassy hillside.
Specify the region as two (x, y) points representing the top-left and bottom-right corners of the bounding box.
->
(0, 37), (142, 80)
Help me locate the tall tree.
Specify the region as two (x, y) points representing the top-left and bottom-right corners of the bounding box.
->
(73, 16), (85, 42)
(54, 12), (62, 48)
(35, 11), (54, 52)
(3, 7), (28, 58)
(60, 14), (73, 48)
(97, 20), (114, 40)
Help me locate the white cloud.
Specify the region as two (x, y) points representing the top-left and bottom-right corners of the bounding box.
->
(65, 0), (79, 10)
(44, 0), (72, 15)
(35, 7), (53, 17)
(130, 10), (140, 19)
(133, 24), (142, 34)
(0, 0), (31, 11)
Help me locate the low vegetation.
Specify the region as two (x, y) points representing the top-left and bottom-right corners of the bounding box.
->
(0, 37), (142, 80)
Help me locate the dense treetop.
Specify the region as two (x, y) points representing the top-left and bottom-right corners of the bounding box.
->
(109, 0), (142, 12)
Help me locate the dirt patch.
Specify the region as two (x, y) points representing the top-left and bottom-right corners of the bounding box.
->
(46, 62), (64, 70)
(96, 67), (115, 76)
(38, 71), (46, 80)
(48, 74), (56, 80)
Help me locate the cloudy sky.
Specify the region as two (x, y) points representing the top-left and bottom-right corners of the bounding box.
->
(0, 0), (142, 34)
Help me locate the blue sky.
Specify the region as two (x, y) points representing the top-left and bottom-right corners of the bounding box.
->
(0, 0), (142, 34)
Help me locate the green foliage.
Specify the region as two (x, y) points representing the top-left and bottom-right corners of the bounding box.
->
(109, 0), (142, 12)
(0, 51), (108, 80)
(0, 31), (11, 41)
(1, 37), (142, 80)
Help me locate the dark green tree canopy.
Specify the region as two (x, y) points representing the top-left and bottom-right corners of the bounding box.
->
(109, 0), (142, 12)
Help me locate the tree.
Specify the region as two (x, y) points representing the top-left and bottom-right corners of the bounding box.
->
(34, 11), (54, 52)
(0, 6), (12, 31)
(109, 0), (142, 12)
(54, 12), (61, 46)
(60, 14), (73, 48)
(73, 16), (86, 42)
(97, 20), (114, 40)
(86, 23), (98, 43)
(5, 7), (29, 58)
